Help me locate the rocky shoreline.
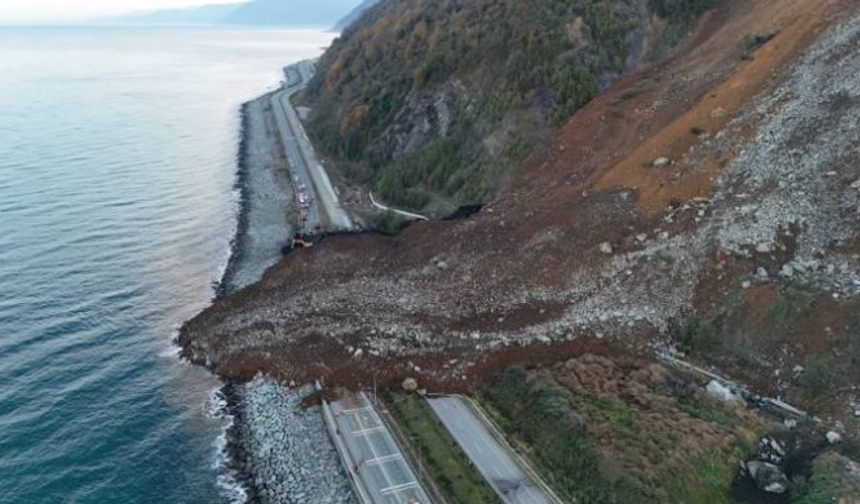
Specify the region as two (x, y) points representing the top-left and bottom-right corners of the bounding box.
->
(219, 95), (297, 297)
(210, 92), (354, 503)
(223, 380), (355, 504)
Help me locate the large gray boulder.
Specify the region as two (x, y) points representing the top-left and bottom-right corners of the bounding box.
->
(745, 461), (789, 494)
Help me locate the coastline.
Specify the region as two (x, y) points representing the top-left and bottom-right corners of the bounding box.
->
(209, 88), (354, 503)
(216, 102), (251, 300)
(218, 96), (297, 298)
(214, 95), (287, 503)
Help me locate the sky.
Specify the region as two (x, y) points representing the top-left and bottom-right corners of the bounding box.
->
(0, 0), (246, 23)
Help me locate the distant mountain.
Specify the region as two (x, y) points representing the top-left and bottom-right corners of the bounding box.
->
(224, 0), (361, 27)
(113, 4), (241, 25)
(333, 0), (378, 31)
(112, 0), (362, 27)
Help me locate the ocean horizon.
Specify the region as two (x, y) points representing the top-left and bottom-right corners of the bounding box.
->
(0, 26), (333, 503)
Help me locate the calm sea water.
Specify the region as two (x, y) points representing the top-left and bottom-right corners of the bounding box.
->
(0, 27), (333, 503)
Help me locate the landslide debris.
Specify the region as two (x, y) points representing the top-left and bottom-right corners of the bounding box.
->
(181, 0), (860, 440)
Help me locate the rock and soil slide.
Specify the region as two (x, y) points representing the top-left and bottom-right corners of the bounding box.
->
(181, 0), (860, 436)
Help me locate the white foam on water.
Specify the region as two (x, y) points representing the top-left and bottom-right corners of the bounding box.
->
(158, 341), (183, 360)
(207, 387), (249, 504)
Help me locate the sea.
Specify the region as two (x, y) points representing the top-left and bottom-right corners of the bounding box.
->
(0, 26), (333, 503)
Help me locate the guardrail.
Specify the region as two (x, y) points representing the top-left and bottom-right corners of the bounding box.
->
(318, 386), (373, 504)
(369, 192), (429, 222)
(658, 354), (819, 422)
(458, 395), (567, 504)
(424, 393), (565, 504)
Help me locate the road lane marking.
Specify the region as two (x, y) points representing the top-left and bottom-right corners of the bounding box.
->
(365, 454), (402, 466)
(352, 425), (385, 436)
(380, 482), (420, 496)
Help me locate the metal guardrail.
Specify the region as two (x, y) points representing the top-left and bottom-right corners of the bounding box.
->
(658, 354), (819, 422)
(369, 192), (430, 222)
(321, 398), (374, 504)
(456, 396), (567, 504)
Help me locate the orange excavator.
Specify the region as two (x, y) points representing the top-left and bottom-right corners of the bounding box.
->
(291, 236), (314, 249)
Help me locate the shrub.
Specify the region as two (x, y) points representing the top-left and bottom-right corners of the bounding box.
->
(374, 210), (406, 235)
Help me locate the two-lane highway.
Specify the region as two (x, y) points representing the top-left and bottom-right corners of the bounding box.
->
(428, 396), (558, 504)
(324, 392), (431, 504)
(271, 61), (353, 233)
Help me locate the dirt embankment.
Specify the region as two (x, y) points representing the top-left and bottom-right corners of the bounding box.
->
(180, 0), (860, 421)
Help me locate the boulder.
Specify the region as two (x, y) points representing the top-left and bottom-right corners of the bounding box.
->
(402, 377), (419, 392)
(746, 461), (789, 494)
(826, 431), (842, 445)
(599, 242), (614, 255)
(653, 157), (670, 167)
(705, 380), (744, 404)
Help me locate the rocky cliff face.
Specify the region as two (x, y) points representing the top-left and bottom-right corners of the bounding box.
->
(370, 81), (464, 161)
(181, 0), (860, 426)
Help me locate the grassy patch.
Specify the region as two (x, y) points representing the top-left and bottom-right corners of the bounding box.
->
(656, 450), (737, 503)
(676, 395), (737, 428)
(669, 316), (720, 354)
(578, 393), (637, 430)
(482, 363), (768, 503)
(790, 472), (838, 504)
(374, 210), (406, 235)
(670, 283), (817, 361)
(383, 392), (500, 504)
(481, 368), (631, 503)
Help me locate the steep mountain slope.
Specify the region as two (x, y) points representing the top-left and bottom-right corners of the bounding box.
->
(181, 0), (860, 427)
(302, 0), (711, 212)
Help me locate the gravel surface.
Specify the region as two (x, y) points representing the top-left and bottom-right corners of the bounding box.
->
(233, 380), (355, 504)
(221, 97), (297, 295)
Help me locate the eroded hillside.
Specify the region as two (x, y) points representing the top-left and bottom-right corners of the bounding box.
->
(181, 0), (860, 432)
(302, 0), (711, 212)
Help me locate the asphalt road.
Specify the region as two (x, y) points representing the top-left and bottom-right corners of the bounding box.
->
(427, 396), (553, 504)
(328, 393), (430, 504)
(271, 61), (353, 233)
